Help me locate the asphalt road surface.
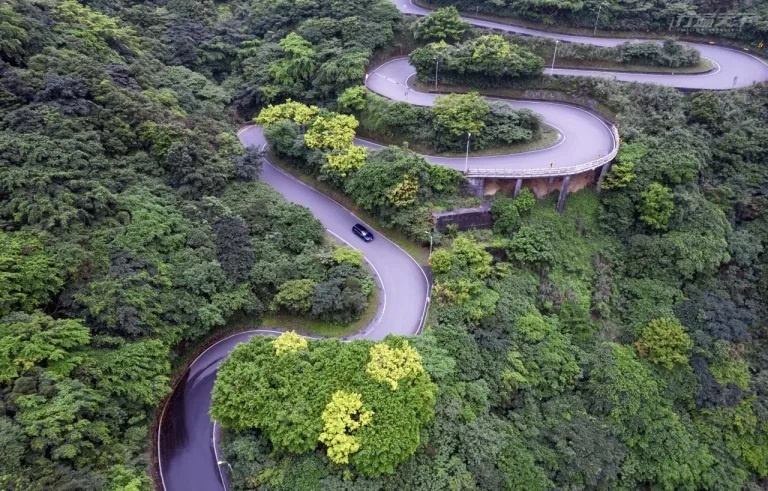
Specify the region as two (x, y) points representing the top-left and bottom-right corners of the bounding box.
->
(156, 3), (768, 490)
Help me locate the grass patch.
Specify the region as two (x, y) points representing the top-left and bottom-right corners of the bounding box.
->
(267, 151), (430, 264)
(357, 122), (560, 157)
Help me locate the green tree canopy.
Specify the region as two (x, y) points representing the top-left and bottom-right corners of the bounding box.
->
(634, 317), (692, 369)
(0, 232), (63, 316)
(210, 335), (436, 477)
(412, 6), (470, 42)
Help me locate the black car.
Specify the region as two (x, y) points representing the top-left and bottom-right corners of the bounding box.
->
(352, 223), (374, 242)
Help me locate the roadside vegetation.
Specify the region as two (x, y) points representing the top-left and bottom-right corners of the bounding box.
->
(256, 100), (472, 242)
(343, 88), (544, 153)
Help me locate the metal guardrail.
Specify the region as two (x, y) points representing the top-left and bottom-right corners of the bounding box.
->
(466, 126), (620, 179)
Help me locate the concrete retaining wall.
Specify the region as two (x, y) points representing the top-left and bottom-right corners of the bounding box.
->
(433, 203), (493, 232)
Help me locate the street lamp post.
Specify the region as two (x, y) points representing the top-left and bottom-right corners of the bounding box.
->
(217, 460), (234, 490)
(218, 460), (233, 473)
(551, 39), (559, 73)
(464, 132), (471, 174)
(594, 3), (604, 35)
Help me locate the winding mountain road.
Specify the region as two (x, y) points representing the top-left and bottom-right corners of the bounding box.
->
(156, 3), (768, 490)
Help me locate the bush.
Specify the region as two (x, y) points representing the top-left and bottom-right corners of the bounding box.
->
(410, 35), (544, 84)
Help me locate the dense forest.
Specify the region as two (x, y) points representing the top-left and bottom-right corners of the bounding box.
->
(1, 0), (768, 490)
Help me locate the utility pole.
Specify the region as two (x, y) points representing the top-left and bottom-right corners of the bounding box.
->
(464, 132), (471, 174)
(424, 231), (433, 257)
(435, 59), (439, 90)
(551, 39), (559, 73)
(594, 3), (604, 35)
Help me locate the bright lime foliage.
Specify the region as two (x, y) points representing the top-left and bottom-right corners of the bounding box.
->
(634, 317), (692, 369)
(254, 100), (320, 127)
(273, 331), (308, 356)
(337, 86), (368, 112)
(386, 175), (420, 208)
(639, 182), (675, 230)
(304, 114), (358, 150)
(210, 336), (436, 476)
(323, 145), (367, 177)
(333, 246), (364, 267)
(366, 341), (424, 390)
(319, 390), (373, 464)
(0, 232), (63, 316)
(256, 102), (366, 179)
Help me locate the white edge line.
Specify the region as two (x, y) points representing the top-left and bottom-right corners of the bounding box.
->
(213, 421), (225, 489)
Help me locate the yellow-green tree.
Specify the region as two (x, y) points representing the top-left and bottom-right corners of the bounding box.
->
(272, 331), (308, 356)
(304, 114), (358, 150)
(333, 246), (364, 267)
(254, 100), (319, 127)
(319, 390), (373, 464)
(634, 318), (692, 369)
(211, 336), (436, 476)
(366, 341), (424, 390)
(386, 175), (420, 208)
(639, 182), (675, 230)
(322, 146), (367, 177)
